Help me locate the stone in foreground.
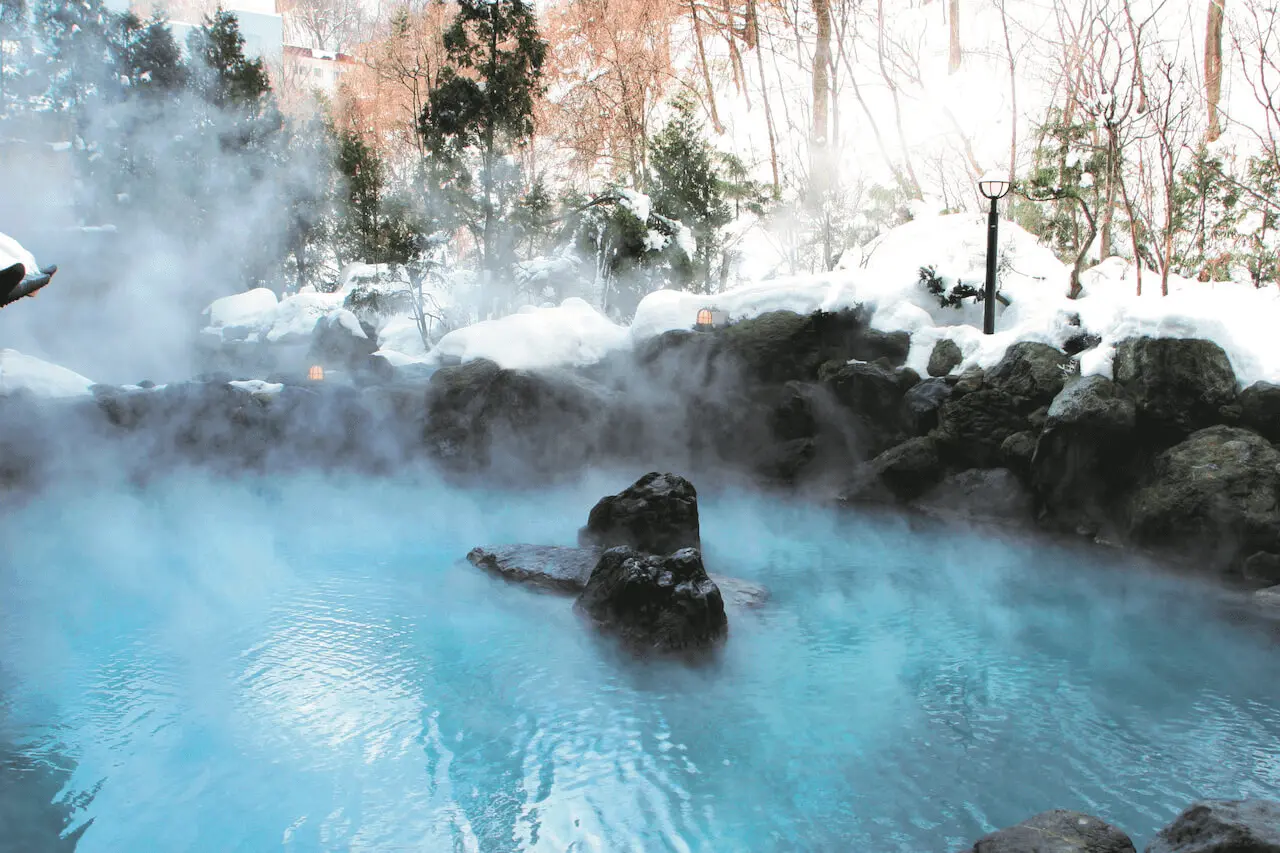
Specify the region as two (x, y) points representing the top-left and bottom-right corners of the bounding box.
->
(1145, 799), (1280, 853)
(575, 546), (727, 652)
(966, 810), (1136, 853)
(579, 471), (701, 554)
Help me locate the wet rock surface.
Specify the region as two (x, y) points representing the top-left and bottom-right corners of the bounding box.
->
(966, 810), (1136, 853)
(574, 546), (727, 652)
(1144, 799), (1280, 853)
(579, 471), (702, 554)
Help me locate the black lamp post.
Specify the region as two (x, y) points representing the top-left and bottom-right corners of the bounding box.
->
(978, 175), (1012, 335)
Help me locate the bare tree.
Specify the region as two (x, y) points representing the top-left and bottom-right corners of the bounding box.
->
(1205, 0), (1226, 142)
(948, 0), (960, 73)
(279, 0), (367, 52)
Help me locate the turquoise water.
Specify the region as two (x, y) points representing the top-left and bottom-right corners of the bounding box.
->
(2, 473), (1280, 852)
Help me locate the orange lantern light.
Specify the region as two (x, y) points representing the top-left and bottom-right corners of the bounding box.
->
(695, 308), (714, 329)
(308, 365), (325, 381)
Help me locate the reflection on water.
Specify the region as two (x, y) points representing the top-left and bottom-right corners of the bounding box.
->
(2, 472), (1280, 852)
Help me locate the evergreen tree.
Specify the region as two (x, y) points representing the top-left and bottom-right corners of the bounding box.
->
(0, 0), (36, 121)
(648, 96), (733, 291)
(333, 125), (420, 266)
(114, 12), (187, 97)
(419, 0), (546, 295)
(33, 0), (116, 111)
(186, 9), (278, 153)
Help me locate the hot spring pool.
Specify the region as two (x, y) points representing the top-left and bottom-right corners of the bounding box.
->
(2, 473), (1280, 852)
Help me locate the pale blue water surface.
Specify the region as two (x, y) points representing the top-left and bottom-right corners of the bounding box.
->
(2, 472), (1279, 852)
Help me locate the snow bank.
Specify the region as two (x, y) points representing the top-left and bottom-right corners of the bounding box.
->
(229, 379), (284, 396)
(629, 212), (1280, 387)
(0, 233), (39, 275)
(266, 292), (344, 344)
(205, 288), (278, 331)
(429, 298), (629, 370)
(0, 349), (95, 398)
(378, 316), (431, 359)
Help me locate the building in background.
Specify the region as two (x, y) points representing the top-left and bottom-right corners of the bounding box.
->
(283, 45), (358, 96)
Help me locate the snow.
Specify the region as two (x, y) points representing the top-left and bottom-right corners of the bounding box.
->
(0, 349), (95, 398)
(229, 379), (283, 396)
(630, 212), (1280, 387)
(372, 348), (430, 368)
(0, 232), (39, 275)
(205, 288), (278, 330)
(267, 291), (344, 344)
(331, 308), (368, 340)
(428, 297), (629, 370)
(617, 189), (651, 225)
(378, 316), (431, 359)
(673, 224), (697, 260)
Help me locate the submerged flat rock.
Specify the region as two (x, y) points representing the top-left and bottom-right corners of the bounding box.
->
(467, 545), (600, 592)
(465, 544), (768, 608)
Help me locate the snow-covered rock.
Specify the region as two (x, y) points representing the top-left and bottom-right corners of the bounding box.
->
(429, 297), (629, 370)
(0, 350), (95, 398)
(205, 288), (278, 332)
(0, 232), (39, 276)
(267, 291), (344, 344)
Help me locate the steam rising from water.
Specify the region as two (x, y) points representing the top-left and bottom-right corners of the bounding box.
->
(2, 472), (1280, 852)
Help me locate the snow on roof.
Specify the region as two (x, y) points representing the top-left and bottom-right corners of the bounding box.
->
(0, 349), (94, 398)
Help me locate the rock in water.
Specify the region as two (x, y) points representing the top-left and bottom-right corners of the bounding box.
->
(579, 472), (701, 554)
(1145, 800), (1280, 853)
(466, 545), (601, 591)
(575, 546), (727, 652)
(966, 810), (1136, 853)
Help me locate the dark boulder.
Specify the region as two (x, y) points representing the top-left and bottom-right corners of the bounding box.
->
(842, 436), (943, 503)
(928, 338), (963, 377)
(1127, 426), (1280, 571)
(770, 381), (820, 441)
(851, 328), (911, 367)
(934, 388), (1030, 469)
(952, 365), (985, 396)
(1031, 375), (1139, 535)
(1243, 551), (1280, 585)
(1064, 331), (1103, 356)
(309, 309), (378, 369)
(1113, 337), (1239, 438)
(913, 468), (1034, 524)
(575, 546), (727, 652)
(821, 360), (913, 453)
(1000, 430), (1038, 480)
(903, 378), (954, 435)
(718, 310), (842, 384)
(1145, 799), (1280, 853)
(965, 810), (1136, 853)
(985, 341), (1074, 407)
(424, 359), (612, 474)
(579, 472), (701, 554)
(1240, 381), (1280, 443)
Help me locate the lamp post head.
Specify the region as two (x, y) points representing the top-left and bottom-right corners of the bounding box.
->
(978, 172), (1012, 201)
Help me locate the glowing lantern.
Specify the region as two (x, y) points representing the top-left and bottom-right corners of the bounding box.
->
(308, 365), (325, 381)
(694, 306), (727, 331)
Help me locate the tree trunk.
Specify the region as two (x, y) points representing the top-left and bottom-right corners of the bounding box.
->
(1205, 0), (1225, 142)
(948, 0), (961, 73)
(689, 1), (724, 133)
(750, 0), (780, 191)
(810, 0), (833, 192)
(997, 0), (1017, 188)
